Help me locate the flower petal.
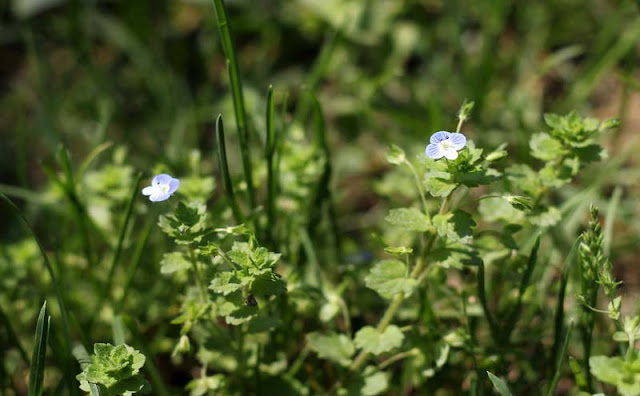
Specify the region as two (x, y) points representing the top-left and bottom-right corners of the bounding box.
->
(430, 131), (451, 144)
(149, 192), (170, 202)
(152, 174), (172, 186)
(141, 186), (155, 196)
(449, 133), (467, 150)
(425, 143), (444, 159)
(443, 147), (459, 160)
(168, 178), (180, 194)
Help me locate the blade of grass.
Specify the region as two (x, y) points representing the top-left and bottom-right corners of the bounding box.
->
(112, 315), (126, 346)
(265, 86), (277, 244)
(502, 234), (541, 340)
(307, 93), (342, 261)
(545, 321), (574, 396)
(28, 301), (51, 396)
(603, 186), (622, 257)
(550, 238), (580, 368)
(1, 194), (77, 395)
(0, 303), (30, 365)
(72, 344), (101, 396)
(216, 115), (245, 224)
(477, 261), (500, 345)
(42, 148), (103, 268)
(87, 173), (143, 332)
(117, 221), (152, 313)
(211, 0), (255, 212)
(569, 17), (640, 105)
(295, 29), (340, 123)
(76, 141), (114, 182)
(0, 184), (55, 206)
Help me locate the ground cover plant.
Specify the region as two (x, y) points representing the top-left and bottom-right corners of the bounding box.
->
(1, 0), (640, 395)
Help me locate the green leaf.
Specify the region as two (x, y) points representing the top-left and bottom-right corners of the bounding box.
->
(590, 356), (624, 385)
(28, 302), (50, 396)
(433, 210), (475, 244)
(307, 332), (355, 367)
(543, 113), (565, 130)
(424, 170), (457, 197)
(158, 201), (208, 244)
(457, 168), (501, 187)
(431, 244), (481, 269)
(225, 305), (258, 325)
(530, 133), (565, 161)
(506, 164), (542, 197)
(227, 242), (252, 267)
(354, 325), (404, 355)
(365, 260), (417, 299)
(252, 272), (287, 297)
(247, 314), (281, 333)
(529, 206), (561, 227)
(77, 343), (149, 395)
(478, 197), (525, 223)
(385, 208), (432, 232)
(487, 372), (512, 396)
(174, 201), (205, 227)
(209, 272), (243, 296)
(361, 368), (388, 396)
(159, 252), (191, 274)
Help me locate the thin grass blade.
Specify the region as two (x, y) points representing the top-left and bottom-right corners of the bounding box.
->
(72, 344), (101, 396)
(603, 186), (622, 256)
(76, 141), (114, 182)
(117, 222), (152, 313)
(211, 0), (255, 211)
(265, 86), (277, 242)
(477, 261), (499, 343)
(216, 115), (244, 223)
(546, 321), (574, 396)
(503, 234), (541, 338)
(112, 315), (126, 346)
(0, 303), (30, 365)
(550, 238), (580, 367)
(28, 301), (51, 396)
(88, 172), (142, 332)
(1, 194), (76, 395)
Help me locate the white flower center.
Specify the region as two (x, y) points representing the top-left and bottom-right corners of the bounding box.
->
(159, 184), (170, 194)
(440, 139), (453, 150)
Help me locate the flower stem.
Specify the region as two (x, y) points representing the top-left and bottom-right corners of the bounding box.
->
(351, 194), (451, 372)
(405, 159), (429, 214)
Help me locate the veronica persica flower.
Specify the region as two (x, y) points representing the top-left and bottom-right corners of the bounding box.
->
(425, 131), (467, 160)
(142, 174), (180, 202)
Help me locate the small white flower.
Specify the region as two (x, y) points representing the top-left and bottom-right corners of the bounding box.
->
(142, 174), (180, 202)
(425, 131), (467, 160)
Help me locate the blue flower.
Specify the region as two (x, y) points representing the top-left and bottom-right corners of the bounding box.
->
(142, 174), (180, 202)
(425, 131), (467, 160)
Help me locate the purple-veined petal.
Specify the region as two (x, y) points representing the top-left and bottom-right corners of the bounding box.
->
(430, 131), (451, 144)
(168, 178), (180, 194)
(142, 186), (155, 196)
(425, 143), (444, 159)
(449, 133), (467, 150)
(443, 147), (459, 160)
(153, 174), (172, 185)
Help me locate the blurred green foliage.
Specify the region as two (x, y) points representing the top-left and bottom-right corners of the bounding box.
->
(1, 0), (640, 395)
